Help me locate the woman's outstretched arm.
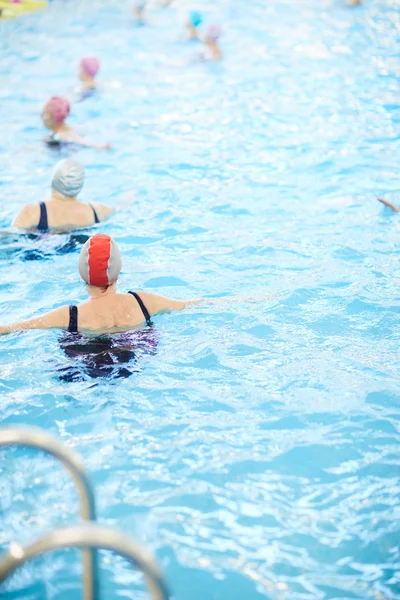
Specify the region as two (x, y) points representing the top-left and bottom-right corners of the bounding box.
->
(378, 198), (400, 213)
(0, 306), (69, 335)
(134, 291), (275, 317)
(134, 291), (202, 316)
(68, 130), (112, 151)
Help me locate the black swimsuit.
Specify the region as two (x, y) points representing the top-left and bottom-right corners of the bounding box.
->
(68, 291), (152, 334)
(38, 202), (100, 232)
(44, 133), (62, 147)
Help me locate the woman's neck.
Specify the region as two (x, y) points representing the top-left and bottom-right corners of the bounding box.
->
(207, 41), (221, 60)
(81, 79), (96, 91)
(187, 25), (198, 39)
(87, 284), (117, 300)
(50, 190), (78, 203)
(50, 122), (70, 134)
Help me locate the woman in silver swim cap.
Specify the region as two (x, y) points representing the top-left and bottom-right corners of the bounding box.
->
(12, 159), (114, 232)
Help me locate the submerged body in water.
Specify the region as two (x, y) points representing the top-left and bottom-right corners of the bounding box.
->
(57, 327), (159, 381)
(0, 229), (90, 261)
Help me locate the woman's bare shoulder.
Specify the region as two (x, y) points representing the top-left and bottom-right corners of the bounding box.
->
(129, 291), (190, 314)
(12, 203), (41, 228)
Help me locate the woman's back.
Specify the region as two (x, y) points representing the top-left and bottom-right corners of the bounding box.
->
(13, 199), (111, 231)
(43, 200), (105, 230)
(74, 292), (151, 334)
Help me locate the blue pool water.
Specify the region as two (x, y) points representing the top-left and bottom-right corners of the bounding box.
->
(0, 0), (399, 598)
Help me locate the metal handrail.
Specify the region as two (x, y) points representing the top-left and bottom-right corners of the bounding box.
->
(0, 523), (170, 600)
(0, 426), (99, 600)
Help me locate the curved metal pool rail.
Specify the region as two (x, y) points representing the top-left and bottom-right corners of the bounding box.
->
(0, 523), (170, 600)
(0, 426), (99, 600)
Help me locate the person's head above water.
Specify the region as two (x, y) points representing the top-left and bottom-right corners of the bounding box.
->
(79, 234), (122, 288)
(133, 1), (146, 22)
(205, 23), (221, 43)
(79, 57), (100, 81)
(52, 159), (85, 199)
(188, 10), (202, 28)
(42, 96), (70, 129)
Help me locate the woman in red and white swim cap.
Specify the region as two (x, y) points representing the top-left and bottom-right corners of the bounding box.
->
(41, 96), (111, 150)
(0, 234), (199, 335)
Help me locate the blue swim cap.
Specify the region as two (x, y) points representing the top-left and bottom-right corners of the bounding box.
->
(188, 10), (202, 28)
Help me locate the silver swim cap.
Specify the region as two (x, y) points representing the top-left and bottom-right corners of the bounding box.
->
(51, 159), (85, 198)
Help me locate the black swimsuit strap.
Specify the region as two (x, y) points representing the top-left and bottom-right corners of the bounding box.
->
(38, 202), (48, 232)
(89, 204), (100, 224)
(128, 292), (152, 325)
(68, 305), (78, 333)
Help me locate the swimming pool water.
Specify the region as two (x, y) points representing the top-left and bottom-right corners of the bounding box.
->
(0, 0), (399, 598)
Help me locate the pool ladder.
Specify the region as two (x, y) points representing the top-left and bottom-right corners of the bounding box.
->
(0, 426), (170, 600)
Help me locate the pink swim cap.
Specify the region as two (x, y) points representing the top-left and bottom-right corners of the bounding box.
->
(80, 57), (100, 78)
(43, 97), (70, 125)
(206, 24), (221, 41)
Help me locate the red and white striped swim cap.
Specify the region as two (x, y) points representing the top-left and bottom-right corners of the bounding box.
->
(79, 234), (122, 287)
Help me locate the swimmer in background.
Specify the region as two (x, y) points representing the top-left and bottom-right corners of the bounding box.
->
(42, 96), (111, 150)
(186, 10), (202, 40)
(12, 159), (113, 232)
(202, 24), (222, 61)
(0, 234), (202, 335)
(78, 57), (100, 96)
(133, 1), (146, 24)
(347, 0), (361, 5)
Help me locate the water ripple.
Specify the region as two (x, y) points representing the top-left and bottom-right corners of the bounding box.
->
(0, 0), (399, 599)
